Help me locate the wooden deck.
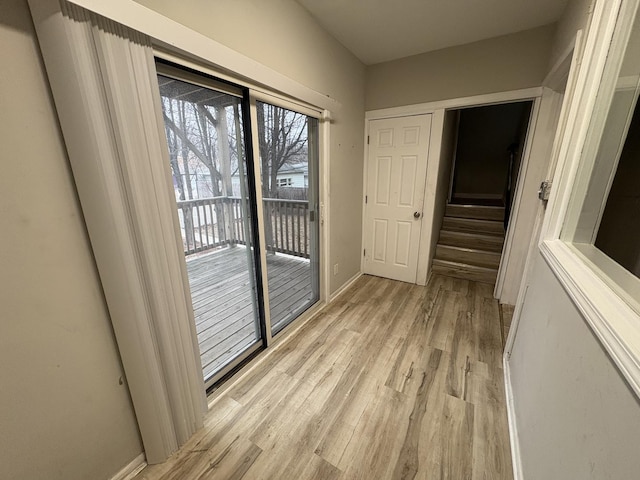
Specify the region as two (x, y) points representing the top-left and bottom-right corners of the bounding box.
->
(186, 246), (313, 380)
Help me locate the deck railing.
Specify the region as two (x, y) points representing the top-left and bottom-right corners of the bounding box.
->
(263, 198), (310, 258)
(177, 196), (310, 259)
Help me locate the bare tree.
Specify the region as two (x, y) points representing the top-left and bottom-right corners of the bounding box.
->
(159, 81), (310, 253)
(159, 86), (237, 250)
(162, 97), (195, 249)
(256, 102), (308, 198)
(256, 102), (309, 248)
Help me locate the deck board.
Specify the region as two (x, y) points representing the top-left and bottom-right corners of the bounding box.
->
(186, 246), (313, 380)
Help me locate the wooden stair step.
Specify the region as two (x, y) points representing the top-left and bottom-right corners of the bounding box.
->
(432, 259), (497, 284)
(435, 244), (501, 269)
(439, 230), (504, 252)
(442, 216), (505, 235)
(445, 204), (505, 221)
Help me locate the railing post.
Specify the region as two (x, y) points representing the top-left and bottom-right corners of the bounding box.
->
(182, 203), (195, 255)
(223, 197), (233, 245)
(264, 200), (274, 253)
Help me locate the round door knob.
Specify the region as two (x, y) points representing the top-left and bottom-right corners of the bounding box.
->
(413, 211), (421, 219)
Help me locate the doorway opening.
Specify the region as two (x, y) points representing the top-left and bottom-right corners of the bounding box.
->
(432, 101), (534, 284)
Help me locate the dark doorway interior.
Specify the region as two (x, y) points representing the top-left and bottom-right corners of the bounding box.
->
(431, 100), (534, 285)
(450, 101), (533, 222)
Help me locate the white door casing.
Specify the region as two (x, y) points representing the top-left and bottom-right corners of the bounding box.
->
(363, 115), (432, 283)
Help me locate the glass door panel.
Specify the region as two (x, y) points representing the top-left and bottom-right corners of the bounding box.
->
(157, 70), (262, 386)
(256, 101), (320, 334)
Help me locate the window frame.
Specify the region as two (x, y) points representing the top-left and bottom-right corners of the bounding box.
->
(153, 37), (332, 364)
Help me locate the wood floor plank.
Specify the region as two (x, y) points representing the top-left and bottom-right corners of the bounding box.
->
(133, 274), (513, 480)
(338, 384), (409, 479)
(468, 367), (513, 480)
(391, 348), (445, 480)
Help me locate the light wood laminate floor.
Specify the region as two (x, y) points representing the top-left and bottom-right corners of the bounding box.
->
(135, 274), (513, 480)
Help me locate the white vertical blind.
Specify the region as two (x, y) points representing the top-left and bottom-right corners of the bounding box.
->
(28, 0), (206, 463)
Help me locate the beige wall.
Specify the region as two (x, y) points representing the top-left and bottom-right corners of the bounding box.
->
(550, 0), (594, 67)
(365, 25), (556, 111)
(510, 254), (640, 478)
(134, 0), (367, 293)
(0, 2), (143, 480)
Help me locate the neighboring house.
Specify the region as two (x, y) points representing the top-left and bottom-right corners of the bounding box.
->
(5, 1), (640, 480)
(231, 163), (308, 196)
(274, 163), (308, 189)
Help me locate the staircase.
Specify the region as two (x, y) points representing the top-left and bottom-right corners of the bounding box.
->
(432, 204), (505, 284)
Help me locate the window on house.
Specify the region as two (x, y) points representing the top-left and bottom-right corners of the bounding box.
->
(561, 8), (640, 310)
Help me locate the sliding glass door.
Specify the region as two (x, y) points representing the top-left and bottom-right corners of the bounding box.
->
(155, 64), (321, 388)
(157, 66), (262, 387)
(255, 101), (320, 334)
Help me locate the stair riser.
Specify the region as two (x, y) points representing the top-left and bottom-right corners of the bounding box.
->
(446, 205), (505, 221)
(439, 231), (504, 252)
(442, 217), (504, 235)
(435, 245), (501, 269)
(432, 263), (497, 284)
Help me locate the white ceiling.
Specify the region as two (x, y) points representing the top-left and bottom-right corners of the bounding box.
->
(296, 0), (569, 65)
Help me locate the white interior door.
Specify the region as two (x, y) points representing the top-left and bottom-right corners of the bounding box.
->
(363, 115), (432, 283)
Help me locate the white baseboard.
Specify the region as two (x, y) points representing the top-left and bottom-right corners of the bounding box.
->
(503, 356), (524, 480)
(110, 453), (146, 480)
(329, 271), (363, 302)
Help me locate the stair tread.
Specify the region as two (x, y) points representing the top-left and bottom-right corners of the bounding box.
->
(432, 259), (498, 284)
(432, 258), (498, 272)
(439, 231), (504, 247)
(445, 204), (506, 221)
(436, 244), (502, 256)
(439, 229), (504, 239)
(447, 204), (505, 210)
(444, 216), (503, 225)
(442, 216), (505, 236)
(435, 243), (501, 269)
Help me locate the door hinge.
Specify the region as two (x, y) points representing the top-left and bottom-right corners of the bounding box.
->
(367, 135), (370, 145)
(363, 249), (366, 257)
(538, 180), (552, 201)
(365, 195), (368, 204)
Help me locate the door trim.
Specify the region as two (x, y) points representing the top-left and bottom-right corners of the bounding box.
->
(366, 87), (543, 121)
(493, 96), (542, 300)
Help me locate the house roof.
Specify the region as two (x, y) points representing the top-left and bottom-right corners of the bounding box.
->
(278, 163), (308, 175)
